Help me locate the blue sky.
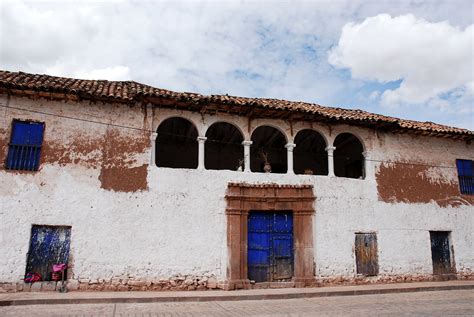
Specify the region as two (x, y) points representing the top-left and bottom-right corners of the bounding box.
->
(1, 0), (473, 129)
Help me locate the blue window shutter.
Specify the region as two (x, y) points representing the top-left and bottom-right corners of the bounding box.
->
(11, 121), (44, 146)
(464, 160), (473, 176)
(6, 120), (44, 171)
(456, 159), (473, 177)
(456, 159), (474, 195)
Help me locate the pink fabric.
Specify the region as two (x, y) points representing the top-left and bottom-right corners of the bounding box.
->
(25, 273), (42, 283)
(53, 264), (67, 272)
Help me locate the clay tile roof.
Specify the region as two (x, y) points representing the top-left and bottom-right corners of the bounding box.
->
(0, 70), (472, 140)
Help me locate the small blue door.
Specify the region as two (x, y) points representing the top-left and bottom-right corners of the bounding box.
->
(25, 226), (71, 281)
(248, 211), (293, 282)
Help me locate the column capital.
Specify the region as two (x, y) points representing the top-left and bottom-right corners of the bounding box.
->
(325, 146), (336, 153)
(151, 132), (158, 141)
(197, 136), (207, 143)
(242, 140), (253, 146)
(285, 143), (296, 150)
(362, 151), (370, 159)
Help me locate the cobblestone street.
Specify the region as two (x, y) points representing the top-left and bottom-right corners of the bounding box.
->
(1, 290), (473, 317)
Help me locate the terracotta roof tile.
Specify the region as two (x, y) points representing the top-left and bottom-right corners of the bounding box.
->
(0, 70), (472, 140)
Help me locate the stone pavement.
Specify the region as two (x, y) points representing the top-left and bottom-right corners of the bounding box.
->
(0, 290), (473, 316)
(0, 280), (473, 306)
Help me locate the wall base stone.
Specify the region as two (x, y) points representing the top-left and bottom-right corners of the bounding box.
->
(0, 274), (222, 293)
(1, 272), (472, 292)
(313, 272), (474, 288)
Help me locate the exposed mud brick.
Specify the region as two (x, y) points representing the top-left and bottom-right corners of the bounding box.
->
(376, 163), (474, 207)
(42, 137), (103, 168)
(99, 164), (148, 192)
(0, 128), (7, 170)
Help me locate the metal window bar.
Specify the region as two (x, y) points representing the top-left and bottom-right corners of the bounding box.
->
(459, 176), (474, 195)
(6, 144), (42, 171)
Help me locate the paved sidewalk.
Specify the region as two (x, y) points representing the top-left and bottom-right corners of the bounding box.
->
(1, 280), (473, 306)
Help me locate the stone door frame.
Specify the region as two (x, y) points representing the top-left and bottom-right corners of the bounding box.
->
(225, 183), (316, 290)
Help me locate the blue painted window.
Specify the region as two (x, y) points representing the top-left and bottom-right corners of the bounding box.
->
(6, 120), (44, 171)
(456, 159), (473, 195)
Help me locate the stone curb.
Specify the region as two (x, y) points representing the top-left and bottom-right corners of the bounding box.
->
(1, 284), (473, 306)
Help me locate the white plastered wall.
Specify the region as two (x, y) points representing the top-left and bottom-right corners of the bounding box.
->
(0, 95), (472, 285)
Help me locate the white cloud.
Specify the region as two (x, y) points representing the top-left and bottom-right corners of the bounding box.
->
(73, 66), (130, 81)
(1, 1), (473, 129)
(328, 14), (474, 107)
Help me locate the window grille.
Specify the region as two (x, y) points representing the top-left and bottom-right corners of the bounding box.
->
(456, 159), (473, 195)
(6, 120), (44, 171)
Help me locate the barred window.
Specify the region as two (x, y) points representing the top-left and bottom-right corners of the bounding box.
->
(456, 159), (473, 195)
(6, 120), (44, 171)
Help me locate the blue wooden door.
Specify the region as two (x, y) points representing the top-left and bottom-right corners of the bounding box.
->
(25, 226), (71, 281)
(248, 211), (293, 282)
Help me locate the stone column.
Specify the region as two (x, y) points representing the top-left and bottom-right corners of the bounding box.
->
(151, 132), (158, 166)
(362, 151), (372, 180)
(325, 146), (336, 177)
(285, 143), (296, 174)
(225, 209), (250, 290)
(242, 140), (253, 172)
(197, 136), (207, 170)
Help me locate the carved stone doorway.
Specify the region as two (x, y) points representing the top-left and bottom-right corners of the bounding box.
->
(225, 183), (315, 290)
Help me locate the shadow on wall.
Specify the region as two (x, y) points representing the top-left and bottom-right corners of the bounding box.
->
(156, 117), (198, 169)
(250, 126), (287, 174)
(334, 133), (364, 179)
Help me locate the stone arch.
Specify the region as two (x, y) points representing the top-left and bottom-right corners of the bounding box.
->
(250, 123), (289, 143)
(250, 125), (287, 174)
(156, 117), (198, 169)
(154, 114), (202, 136)
(205, 119), (247, 141)
(294, 129), (328, 175)
(333, 132), (365, 179)
(205, 122), (244, 171)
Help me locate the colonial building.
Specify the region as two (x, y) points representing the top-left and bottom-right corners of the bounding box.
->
(0, 70), (472, 292)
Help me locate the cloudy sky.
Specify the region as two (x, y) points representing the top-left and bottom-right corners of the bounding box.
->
(1, 0), (473, 129)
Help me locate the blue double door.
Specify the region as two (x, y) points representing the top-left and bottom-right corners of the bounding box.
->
(248, 211), (294, 282)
